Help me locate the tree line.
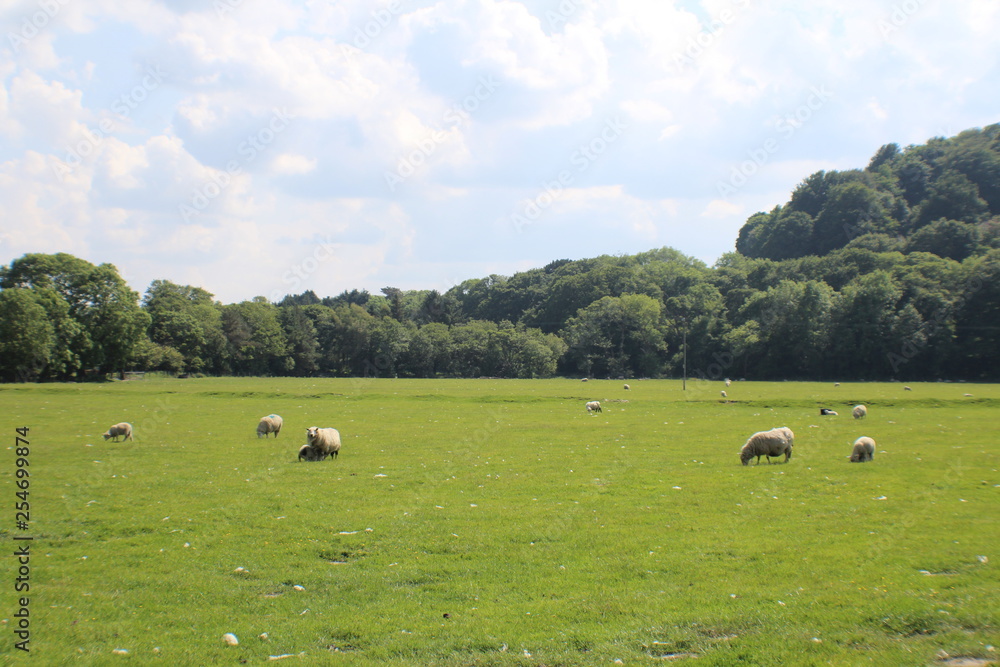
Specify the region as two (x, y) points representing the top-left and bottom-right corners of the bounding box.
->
(2, 125), (999, 382)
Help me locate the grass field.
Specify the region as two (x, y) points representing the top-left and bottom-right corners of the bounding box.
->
(1, 377), (998, 666)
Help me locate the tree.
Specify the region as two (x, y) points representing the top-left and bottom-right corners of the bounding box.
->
(812, 182), (895, 255)
(279, 306), (320, 376)
(0, 289), (55, 381)
(562, 294), (667, 378)
(222, 299), (289, 375)
(912, 171), (989, 228)
(906, 219), (980, 261)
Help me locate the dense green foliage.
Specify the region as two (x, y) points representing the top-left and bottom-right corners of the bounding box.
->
(2, 127), (1000, 381)
(1, 378), (997, 665)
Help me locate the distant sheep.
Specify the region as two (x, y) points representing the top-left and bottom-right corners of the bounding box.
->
(834, 382), (841, 387)
(306, 426), (342, 459)
(298, 444), (326, 462)
(102, 422), (133, 442)
(740, 427), (794, 466)
(725, 378), (732, 387)
(904, 386), (912, 391)
(585, 401), (602, 413)
(820, 408), (838, 416)
(257, 414), (283, 438)
(720, 390), (727, 398)
(852, 405), (867, 420)
(624, 383), (630, 390)
(850, 436), (876, 462)
(581, 378), (589, 382)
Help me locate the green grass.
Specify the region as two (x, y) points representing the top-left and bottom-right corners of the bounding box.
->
(1, 377), (998, 665)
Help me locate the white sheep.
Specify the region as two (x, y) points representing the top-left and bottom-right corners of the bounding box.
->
(102, 422), (133, 442)
(725, 378), (732, 387)
(739, 427), (794, 466)
(623, 383), (630, 390)
(585, 401), (602, 413)
(306, 426), (342, 459)
(852, 405), (867, 420)
(298, 444), (326, 462)
(904, 386), (912, 391)
(257, 414), (283, 438)
(720, 390), (727, 398)
(850, 436), (876, 462)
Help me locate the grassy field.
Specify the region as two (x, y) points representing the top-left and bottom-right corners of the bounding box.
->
(1, 377), (997, 666)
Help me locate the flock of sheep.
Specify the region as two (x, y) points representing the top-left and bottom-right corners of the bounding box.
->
(583, 381), (878, 466)
(254, 414), (343, 462)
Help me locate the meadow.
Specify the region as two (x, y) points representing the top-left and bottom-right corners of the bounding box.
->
(1, 377), (997, 666)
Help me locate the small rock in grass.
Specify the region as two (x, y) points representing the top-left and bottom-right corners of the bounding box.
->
(222, 633), (239, 646)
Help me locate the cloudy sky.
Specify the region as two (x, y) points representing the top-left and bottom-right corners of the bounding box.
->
(1, 0), (997, 303)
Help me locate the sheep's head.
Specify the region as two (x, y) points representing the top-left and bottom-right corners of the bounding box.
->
(739, 444), (752, 466)
(102, 432), (112, 441)
(306, 426), (319, 441)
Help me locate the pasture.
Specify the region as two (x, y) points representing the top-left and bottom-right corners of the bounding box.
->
(1, 377), (997, 665)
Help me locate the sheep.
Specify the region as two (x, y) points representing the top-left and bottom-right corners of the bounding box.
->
(725, 378), (732, 387)
(257, 414), (283, 438)
(739, 427), (794, 466)
(720, 390), (727, 398)
(852, 405), (867, 420)
(306, 426), (342, 459)
(834, 382), (841, 387)
(585, 401), (602, 413)
(820, 408), (838, 416)
(850, 436), (876, 462)
(298, 444), (327, 462)
(581, 377), (589, 382)
(624, 383), (631, 390)
(102, 422), (133, 442)
(904, 386), (912, 391)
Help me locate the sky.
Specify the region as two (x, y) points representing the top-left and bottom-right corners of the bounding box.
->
(1, 0), (998, 304)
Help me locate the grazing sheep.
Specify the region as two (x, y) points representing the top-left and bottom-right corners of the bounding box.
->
(852, 405), (867, 420)
(581, 377), (589, 382)
(820, 408), (838, 416)
(585, 401), (602, 413)
(739, 427), (794, 466)
(904, 386), (912, 391)
(725, 378), (732, 387)
(257, 414), (283, 438)
(624, 383), (631, 390)
(306, 426), (342, 459)
(850, 436), (876, 462)
(720, 390), (727, 398)
(834, 382), (841, 387)
(298, 444), (327, 462)
(102, 422), (133, 442)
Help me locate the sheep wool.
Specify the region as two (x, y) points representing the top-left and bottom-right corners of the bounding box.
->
(585, 401), (602, 413)
(740, 427), (794, 466)
(852, 405), (867, 420)
(257, 414), (283, 438)
(102, 422), (133, 442)
(298, 444), (326, 462)
(306, 426), (342, 459)
(850, 436), (876, 462)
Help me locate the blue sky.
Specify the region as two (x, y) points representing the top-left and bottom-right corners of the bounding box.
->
(1, 0), (997, 303)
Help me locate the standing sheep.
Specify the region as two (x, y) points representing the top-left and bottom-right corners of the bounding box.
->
(725, 378), (732, 387)
(306, 426), (342, 459)
(850, 436), (876, 462)
(739, 427), (794, 466)
(585, 401), (602, 413)
(852, 405), (867, 420)
(257, 414), (283, 438)
(102, 422), (133, 442)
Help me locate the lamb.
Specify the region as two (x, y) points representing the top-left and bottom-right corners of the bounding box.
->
(298, 444), (327, 462)
(585, 401), (602, 413)
(850, 436), (876, 462)
(739, 427), (794, 466)
(852, 405), (867, 420)
(820, 408), (838, 416)
(102, 422), (133, 442)
(257, 414), (283, 438)
(306, 426), (342, 459)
